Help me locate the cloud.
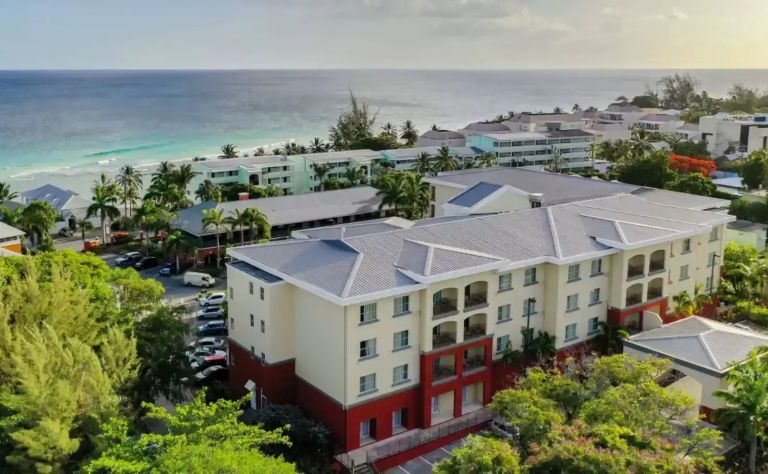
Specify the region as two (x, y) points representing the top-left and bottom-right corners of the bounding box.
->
(600, 6), (619, 16)
(647, 7), (689, 21)
(670, 7), (689, 20)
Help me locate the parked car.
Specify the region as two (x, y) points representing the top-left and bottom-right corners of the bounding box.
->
(197, 325), (228, 338)
(197, 320), (226, 331)
(185, 347), (226, 363)
(58, 227), (74, 237)
(198, 292), (226, 307)
(191, 354), (227, 370)
(185, 272), (216, 288)
(134, 256), (159, 270)
(188, 337), (226, 351)
(491, 418), (519, 440)
(196, 306), (224, 320)
(157, 263), (174, 277)
(115, 252), (141, 267)
(193, 365), (228, 384)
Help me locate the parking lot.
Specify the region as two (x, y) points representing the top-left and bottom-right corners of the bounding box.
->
(383, 438), (467, 474)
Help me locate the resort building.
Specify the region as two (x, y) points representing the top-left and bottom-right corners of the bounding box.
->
(596, 104), (647, 128)
(465, 129), (597, 171)
(193, 155), (297, 195)
(699, 113), (768, 156)
(299, 149), (382, 192)
(224, 172), (731, 457)
(20, 184), (91, 234)
(174, 186), (384, 263)
(503, 112), (587, 133)
(379, 146), (483, 171)
(0, 222), (24, 255)
(726, 220), (768, 252)
(416, 129), (467, 148)
(635, 113), (685, 134)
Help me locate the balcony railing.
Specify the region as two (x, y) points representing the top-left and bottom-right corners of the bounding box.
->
(647, 288), (663, 300)
(433, 299), (458, 319)
(432, 365), (456, 382)
(464, 294), (488, 310)
(433, 334), (457, 349)
(627, 265), (644, 279)
(463, 325), (486, 340)
(648, 262), (665, 274)
(625, 294), (643, 307)
(463, 356), (486, 372)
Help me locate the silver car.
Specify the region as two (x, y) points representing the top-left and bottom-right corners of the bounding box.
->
(196, 305), (224, 320)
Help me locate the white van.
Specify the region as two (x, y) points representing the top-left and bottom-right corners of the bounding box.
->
(184, 271), (216, 288)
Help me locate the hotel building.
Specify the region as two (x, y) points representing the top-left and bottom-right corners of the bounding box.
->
(224, 169), (731, 458)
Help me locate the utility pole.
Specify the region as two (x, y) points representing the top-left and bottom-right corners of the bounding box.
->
(523, 297), (536, 365)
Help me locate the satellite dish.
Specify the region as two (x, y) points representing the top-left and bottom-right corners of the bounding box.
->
(244, 380), (256, 392)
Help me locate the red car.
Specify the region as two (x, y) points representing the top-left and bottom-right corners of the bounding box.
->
(191, 354), (227, 370)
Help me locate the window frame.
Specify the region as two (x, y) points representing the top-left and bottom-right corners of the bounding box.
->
(359, 338), (377, 359)
(359, 303), (378, 324)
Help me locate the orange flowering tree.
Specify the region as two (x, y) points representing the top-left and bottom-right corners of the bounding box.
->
(668, 153), (717, 176)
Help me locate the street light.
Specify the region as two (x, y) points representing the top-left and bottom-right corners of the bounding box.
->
(523, 297), (537, 361)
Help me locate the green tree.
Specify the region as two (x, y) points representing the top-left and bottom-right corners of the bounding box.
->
(0, 182), (19, 203)
(85, 391), (295, 474)
(479, 152), (497, 168)
(194, 179), (222, 203)
(243, 207), (271, 242)
(672, 290), (695, 316)
(657, 73), (700, 110)
(629, 127), (655, 158)
(219, 144), (239, 159)
(519, 367), (586, 421)
(132, 202), (159, 256)
(740, 150), (768, 190)
(88, 175), (121, 244)
(434, 146), (460, 172)
(115, 165), (143, 218)
(667, 172), (717, 196)
(434, 435), (521, 474)
(490, 389), (563, 451)
(308, 137), (328, 153)
(77, 218), (94, 244)
(328, 91), (376, 150)
(412, 151), (434, 176)
(612, 150), (676, 188)
(0, 205), (23, 229)
(21, 200), (57, 247)
(224, 208), (249, 244)
(311, 162), (332, 192)
(201, 208), (225, 268)
(344, 165), (367, 186)
(714, 349), (768, 473)
(163, 230), (188, 274)
(399, 120), (419, 146)
(593, 321), (629, 355)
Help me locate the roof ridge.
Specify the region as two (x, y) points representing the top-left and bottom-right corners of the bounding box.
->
(341, 253), (365, 298)
(425, 245), (435, 277)
(697, 331), (723, 370)
(573, 201), (713, 227)
(546, 207), (563, 258)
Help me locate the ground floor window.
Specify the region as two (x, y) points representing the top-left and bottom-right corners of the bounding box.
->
(462, 386), (469, 405)
(431, 396), (439, 414)
(392, 409), (407, 429)
(360, 418), (376, 441)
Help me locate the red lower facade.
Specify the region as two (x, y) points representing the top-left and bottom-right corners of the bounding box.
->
(607, 297), (670, 330)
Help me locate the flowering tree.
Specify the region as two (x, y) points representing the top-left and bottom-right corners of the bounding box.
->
(669, 153), (717, 176)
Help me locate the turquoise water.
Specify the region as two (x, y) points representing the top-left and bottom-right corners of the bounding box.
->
(2, 69), (768, 181)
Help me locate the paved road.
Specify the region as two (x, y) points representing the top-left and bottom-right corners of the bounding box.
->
(384, 438), (466, 474)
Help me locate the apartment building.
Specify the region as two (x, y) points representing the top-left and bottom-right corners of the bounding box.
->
(699, 113), (768, 156)
(466, 129), (596, 171)
(635, 113), (685, 133)
(225, 184), (731, 454)
(379, 146), (482, 171)
(193, 155), (297, 195)
(301, 150), (382, 192)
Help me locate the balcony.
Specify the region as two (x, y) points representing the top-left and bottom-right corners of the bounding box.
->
(463, 282), (488, 311)
(647, 277), (663, 300)
(433, 321), (457, 349)
(626, 283), (643, 307)
(649, 250), (665, 274)
(432, 355), (456, 382)
(463, 313), (487, 341)
(433, 299), (458, 319)
(627, 255), (645, 280)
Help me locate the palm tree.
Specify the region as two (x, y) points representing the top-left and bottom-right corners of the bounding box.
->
(0, 182), (19, 203)
(588, 142), (600, 169)
(478, 152), (498, 168)
(381, 122), (397, 138)
(434, 146), (459, 173)
(201, 208), (225, 268)
(344, 166), (367, 186)
(553, 106), (564, 113)
(243, 207), (271, 243)
(0, 205), (23, 228)
(224, 208), (249, 244)
(714, 349), (768, 473)
(375, 174), (407, 216)
(412, 151), (434, 176)
(87, 176), (121, 244)
(572, 104), (581, 112)
(308, 137), (328, 154)
(693, 283), (713, 315)
(547, 152), (564, 173)
(219, 144), (238, 159)
(629, 128), (654, 159)
(400, 173), (430, 219)
(672, 290), (695, 317)
(21, 201), (57, 247)
(594, 322), (629, 355)
(164, 230), (188, 274)
(133, 202), (159, 255)
(399, 120), (419, 146)
(115, 165), (143, 218)
(311, 163), (332, 192)
(151, 161), (175, 187)
(76, 218), (93, 244)
(195, 180), (222, 203)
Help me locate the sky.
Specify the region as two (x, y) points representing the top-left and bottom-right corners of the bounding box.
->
(1, 0), (767, 70)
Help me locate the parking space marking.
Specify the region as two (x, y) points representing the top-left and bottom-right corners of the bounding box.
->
(419, 456), (434, 467)
(440, 447), (452, 455)
(397, 466), (410, 474)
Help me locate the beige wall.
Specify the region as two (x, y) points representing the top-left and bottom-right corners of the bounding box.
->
(726, 227), (766, 252)
(430, 184), (464, 217)
(470, 191), (531, 215)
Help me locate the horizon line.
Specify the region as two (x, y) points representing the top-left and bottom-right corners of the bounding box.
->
(2, 67), (768, 72)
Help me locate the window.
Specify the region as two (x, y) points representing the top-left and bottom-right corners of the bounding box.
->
(229, 286), (234, 299)
(591, 259), (603, 276)
(394, 295), (410, 315)
(359, 374), (376, 394)
(709, 226), (719, 241)
(250, 345), (255, 358)
(497, 304), (511, 322)
(567, 264), (580, 282)
(393, 364), (409, 384)
(249, 314), (254, 327)
(589, 288), (601, 305)
(393, 409), (405, 428)
(393, 330), (409, 350)
(682, 239), (691, 253)
(566, 294), (579, 311)
(708, 252), (717, 267)
(496, 335), (510, 353)
(680, 265), (690, 280)
(498, 273), (513, 291)
(260, 320), (265, 334)
(360, 339), (377, 359)
(565, 323), (577, 341)
(462, 386), (469, 405)
(360, 303), (377, 324)
(360, 420), (372, 439)
(431, 396), (440, 414)
(588, 317), (599, 334)
(523, 298), (536, 316)
(260, 287), (265, 300)
(524, 267), (537, 285)
(249, 282), (254, 295)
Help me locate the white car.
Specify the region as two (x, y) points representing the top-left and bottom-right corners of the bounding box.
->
(189, 337), (226, 350)
(115, 251), (141, 266)
(196, 306), (224, 320)
(199, 292), (226, 307)
(193, 365), (228, 383)
(197, 320), (226, 332)
(186, 348), (226, 363)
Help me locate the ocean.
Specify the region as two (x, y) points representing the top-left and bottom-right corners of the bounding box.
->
(2, 69), (768, 196)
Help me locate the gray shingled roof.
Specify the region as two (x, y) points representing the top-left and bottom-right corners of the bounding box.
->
(175, 186), (382, 236)
(420, 129), (465, 140)
(0, 222), (24, 240)
(461, 121), (512, 133)
(626, 317), (768, 375)
(448, 182), (503, 208)
(230, 193), (733, 302)
(383, 146), (481, 159)
(21, 184), (89, 212)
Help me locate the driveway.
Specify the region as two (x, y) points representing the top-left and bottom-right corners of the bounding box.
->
(384, 438), (467, 474)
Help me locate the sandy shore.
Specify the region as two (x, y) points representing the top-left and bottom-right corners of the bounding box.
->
(3, 142), (292, 200)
